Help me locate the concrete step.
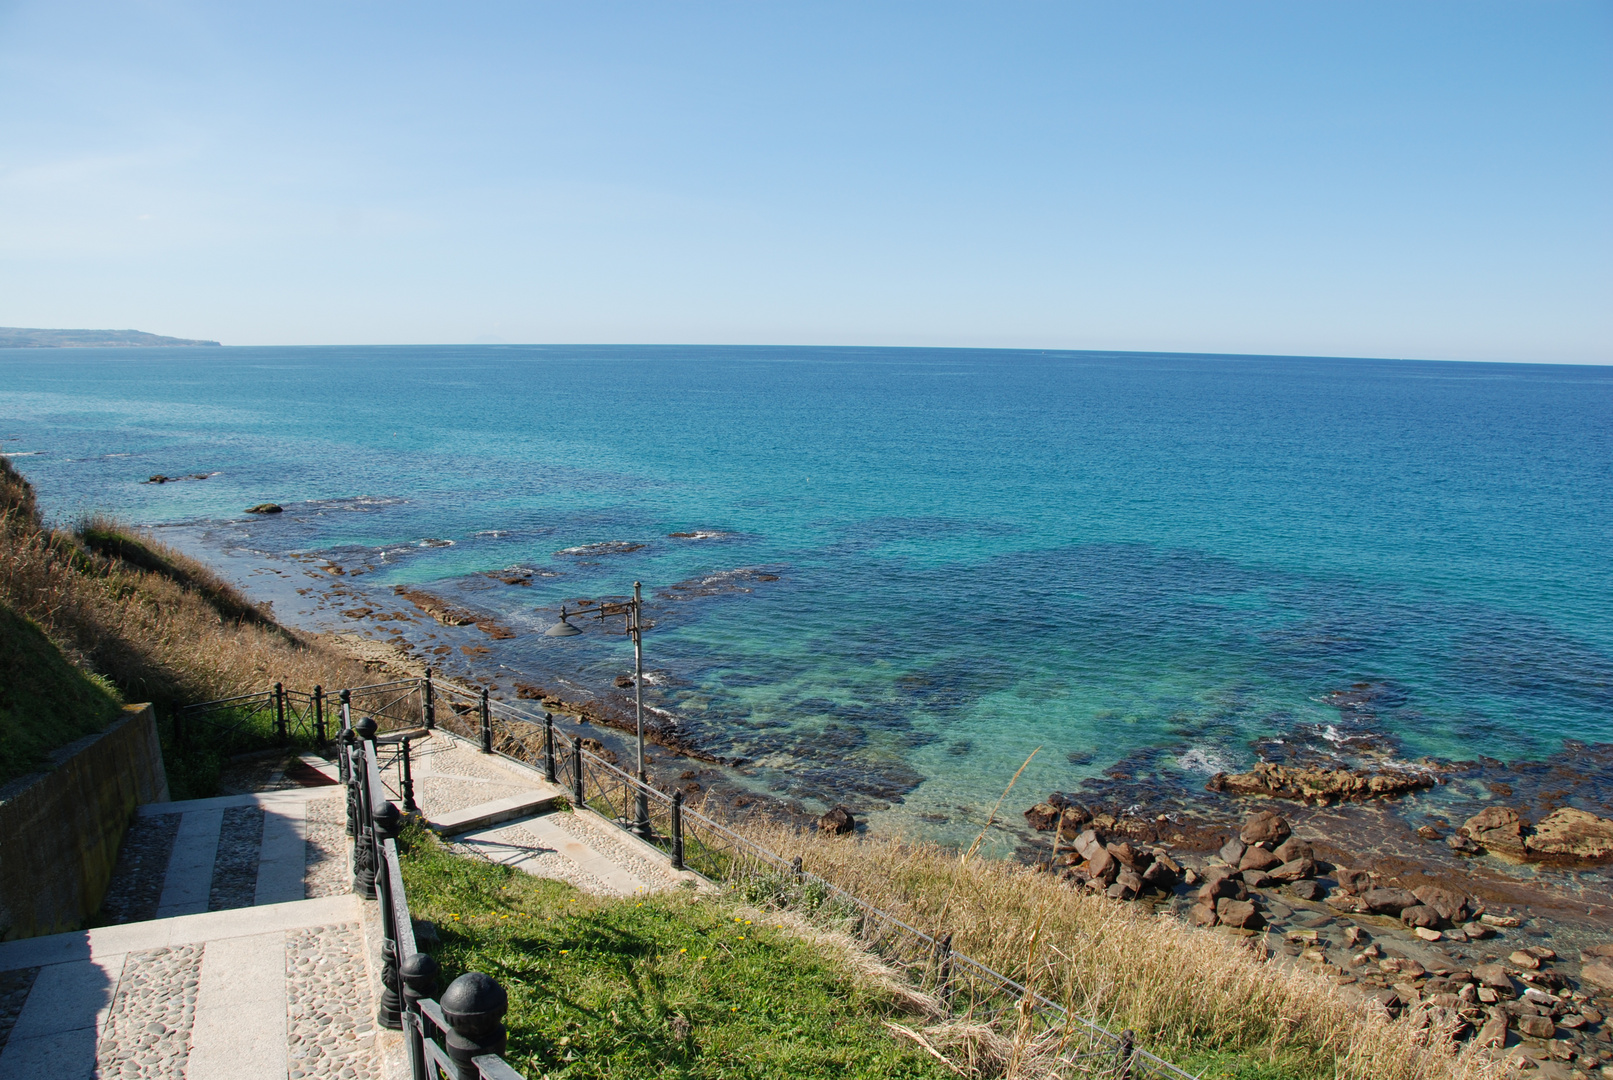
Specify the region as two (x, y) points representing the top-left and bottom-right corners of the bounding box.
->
(430, 792), (561, 836)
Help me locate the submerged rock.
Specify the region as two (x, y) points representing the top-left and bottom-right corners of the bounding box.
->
(1206, 761), (1435, 803)
(245, 503), (283, 514)
(1240, 810), (1291, 846)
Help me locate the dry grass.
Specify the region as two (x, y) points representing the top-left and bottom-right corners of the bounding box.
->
(0, 456), (369, 709)
(723, 819), (1507, 1080)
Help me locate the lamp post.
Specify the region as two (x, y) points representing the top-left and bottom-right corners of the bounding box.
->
(544, 582), (652, 837)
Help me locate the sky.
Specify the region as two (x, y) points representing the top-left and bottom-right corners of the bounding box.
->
(0, 2), (1609, 362)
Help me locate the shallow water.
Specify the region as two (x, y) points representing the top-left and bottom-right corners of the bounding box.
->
(6, 345), (1611, 843)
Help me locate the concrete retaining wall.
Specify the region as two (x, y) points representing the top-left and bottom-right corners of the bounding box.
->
(0, 704), (169, 940)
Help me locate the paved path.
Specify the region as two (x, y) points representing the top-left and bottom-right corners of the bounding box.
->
(381, 731), (693, 898)
(0, 736), (692, 1078)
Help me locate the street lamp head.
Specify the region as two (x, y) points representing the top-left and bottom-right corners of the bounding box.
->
(545, 606), (583, 637)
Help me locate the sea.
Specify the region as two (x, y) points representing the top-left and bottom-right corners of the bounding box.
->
(4, 345), (1611, 847)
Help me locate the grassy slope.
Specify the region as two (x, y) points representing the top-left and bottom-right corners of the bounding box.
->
(0, 600), (123, 785)
(0, 456), (372, 795)
(399, 823), (953, 1080)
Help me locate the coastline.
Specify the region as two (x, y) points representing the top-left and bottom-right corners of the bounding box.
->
(219, 524), (1613, 987)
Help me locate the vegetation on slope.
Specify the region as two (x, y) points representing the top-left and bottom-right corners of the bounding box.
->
(398, 822), (953, 1080)
(0, 601), (123, 785)
(727, 820), (1502, 1080)
(0, 455), (369, 793)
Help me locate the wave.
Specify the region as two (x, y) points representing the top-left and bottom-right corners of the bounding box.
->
(1177, 745), (1237, 775)
(555, 540), (646, 557)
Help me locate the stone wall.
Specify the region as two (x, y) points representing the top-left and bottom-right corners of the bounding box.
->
(0, 704), (169, 939)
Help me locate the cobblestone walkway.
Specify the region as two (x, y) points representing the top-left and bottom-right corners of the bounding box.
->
(382, 731), (694, 898)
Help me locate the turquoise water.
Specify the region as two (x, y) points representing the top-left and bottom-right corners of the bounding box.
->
(5, 346), (1611, 836)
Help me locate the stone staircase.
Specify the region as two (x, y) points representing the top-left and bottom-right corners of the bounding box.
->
(0, 731), (690, 1079)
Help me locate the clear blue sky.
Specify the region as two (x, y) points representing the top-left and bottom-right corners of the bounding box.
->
(1, 2), (1608, 361)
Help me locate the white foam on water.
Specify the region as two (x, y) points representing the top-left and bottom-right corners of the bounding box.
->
(1177, 746), (1236, 774)
(418, 538), (454, 547)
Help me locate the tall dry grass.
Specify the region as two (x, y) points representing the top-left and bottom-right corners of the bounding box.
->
(730, 819), (1506, 1080)
(0, 456), (368, 708)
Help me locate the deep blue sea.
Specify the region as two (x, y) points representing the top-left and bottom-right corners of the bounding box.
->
(5, 346), (1611, 841)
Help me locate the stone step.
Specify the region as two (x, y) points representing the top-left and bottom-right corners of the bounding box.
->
(430, 792), (562, 836)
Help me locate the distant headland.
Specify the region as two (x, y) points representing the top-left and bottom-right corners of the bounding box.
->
(0, 326), (221, 348)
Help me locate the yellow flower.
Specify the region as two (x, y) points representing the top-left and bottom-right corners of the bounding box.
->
(560, 950), (569, 955)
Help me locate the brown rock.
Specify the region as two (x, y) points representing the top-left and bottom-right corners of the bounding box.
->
(1188, 902), (1218, 927)
(1524, 807), (1613, 861)
(1106, 841), (1142, 867)
(1416, 825), (1442, 840)
(1360, 887), (1419, 914)
(1198, 872), (1247, 904)
(1109, 869), (1144, 900)
(1579, 960), (1613, 991)
(1269, 857), (1316, 882)
(1401, 905), (1442, 930)
(1057, 806), (1094, 838)
(1141, 858), (1179, 887)
(1207, 761), (1435, 803)
(818, 806), (856, 835)
(1446, 833), (1482, 854)
(1413, 885), (1472, 925)
(1462, 921), (1494, 939)
(1472, 963), (1517, 996)
(1071, 829), (1105, 862)
(1087, 848), (1119, 884)
(1024, 802), (1061, 831)
(1517, 1014), (1556, 1040)
(1474, 1010), (1509, 1049)
(1216, 898), (1263, 929)
(1464, 805), (1527, 858)
(1288, 879), (1324, 901)
(1335, 867), (1372, 893)
(1273, 837), (1314, 864)
(1240, 810), (1292, 846)
(1509, 951), (1541, 970)
(1218, 837), (1248, 866)
(1241, 870), (1273, 890)
(1239, 846), (1283, 872)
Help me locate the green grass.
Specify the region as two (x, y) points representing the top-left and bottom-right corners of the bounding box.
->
(1176, 1050), (1321, 1080)
(0, 600), (123, 785)
(397, 822), (956, 1080)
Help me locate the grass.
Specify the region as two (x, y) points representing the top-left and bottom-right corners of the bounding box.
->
(0, 599), (124, 785)
(397, 822), (957, 1080)
(712, 818), (1506, 1080)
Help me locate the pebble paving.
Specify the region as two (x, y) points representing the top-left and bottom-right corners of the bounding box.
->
(549, 810), (678, 890)
(209, 805), (266, 911)
(285, 923), (382, 1080)
(95, 944), (202, 1079)
(462, 822), (610, 893)
(304, 796), (350, 899)
(100, 812), (182, 924)
(0, 967), (39, 1050)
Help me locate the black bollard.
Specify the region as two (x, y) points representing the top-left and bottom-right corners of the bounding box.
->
(423, 668), (435, 730)
(314, 685), (325, 743)
(479, 688), (492, 753)
(571, 737), (584, 807)
(401, 952), (440, 1077)
(401, 736), (418, 815)
(441, 972), (509, 1080)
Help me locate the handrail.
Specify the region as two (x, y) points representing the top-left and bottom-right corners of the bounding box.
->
(340, 704), (523, 1080)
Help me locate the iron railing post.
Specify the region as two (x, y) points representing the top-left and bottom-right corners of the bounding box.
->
(401, 952), (439, 1079)
(543, 713), (556, 783)
(274, 681), (287, 741)
(314, 685), (325, 743)
(1119, 1029), (1136, 1080)
(671, 791), (685, 871)
(571, 737), (584, 807)
(353, 717), (379, 898)
(373, 800), (404, 1030)
(401, 736), (418, 815)
(423, 669), (435, 731)
(479, 688), (492, 754)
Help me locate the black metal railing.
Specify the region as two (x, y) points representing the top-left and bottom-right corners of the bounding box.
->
(334, 671), (1196, 1080)
(339, 697), (526, 1080)
(177, 682), (333, 753)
